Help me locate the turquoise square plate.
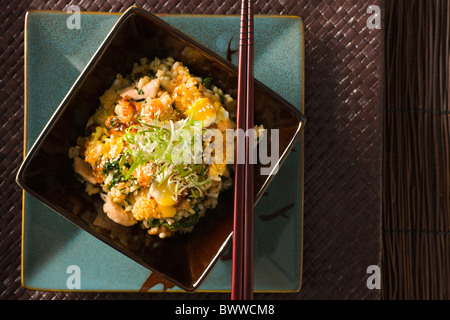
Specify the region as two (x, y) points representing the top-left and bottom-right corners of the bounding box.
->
(22, 10), (304, 293)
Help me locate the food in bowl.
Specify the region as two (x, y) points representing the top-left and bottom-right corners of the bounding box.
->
(69, 57), (237, 238)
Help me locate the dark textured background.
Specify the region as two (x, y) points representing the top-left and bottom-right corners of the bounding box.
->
(0, 0), (383, 300)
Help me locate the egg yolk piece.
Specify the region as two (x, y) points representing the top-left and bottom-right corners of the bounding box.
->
(185, 98), (216, 126)
(159, 205), (177, 218)
(150, 180), (178, 218)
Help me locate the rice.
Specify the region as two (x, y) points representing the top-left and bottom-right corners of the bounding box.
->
(69, 57), (235, 238)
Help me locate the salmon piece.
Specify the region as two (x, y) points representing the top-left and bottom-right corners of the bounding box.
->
(103, 197), (137, 227)
(73, 156), (97, 185)
(119, 78), (160, 100)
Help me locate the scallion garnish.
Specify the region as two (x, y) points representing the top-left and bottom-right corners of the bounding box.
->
(134, 87), (144, 95)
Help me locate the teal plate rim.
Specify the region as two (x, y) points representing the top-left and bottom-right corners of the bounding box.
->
(21, 10), (305, 293)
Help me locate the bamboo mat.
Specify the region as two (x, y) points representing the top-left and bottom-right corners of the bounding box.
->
(1, 0), (384, 300)
(383, 0), (450, 300)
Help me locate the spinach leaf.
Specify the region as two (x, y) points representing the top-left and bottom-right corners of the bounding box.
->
(202, 77), (214, 90)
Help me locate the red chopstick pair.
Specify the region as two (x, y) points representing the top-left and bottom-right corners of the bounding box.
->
(232, 0), (254, 301)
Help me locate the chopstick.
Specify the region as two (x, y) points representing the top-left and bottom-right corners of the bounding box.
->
(232, 0), (254, 301)
(243, 0), (254, 301)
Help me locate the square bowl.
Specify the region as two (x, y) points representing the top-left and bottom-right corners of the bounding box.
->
(16, 6), (305, 292)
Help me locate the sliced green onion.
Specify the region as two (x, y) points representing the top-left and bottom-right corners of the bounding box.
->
(176, 165), (190, 177)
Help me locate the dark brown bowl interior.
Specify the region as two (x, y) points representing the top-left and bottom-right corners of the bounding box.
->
(16, 6), (305, 292)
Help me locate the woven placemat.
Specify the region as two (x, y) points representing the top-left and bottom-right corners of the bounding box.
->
(0, 0), (383, 300)
(383, 0), (450, 300)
